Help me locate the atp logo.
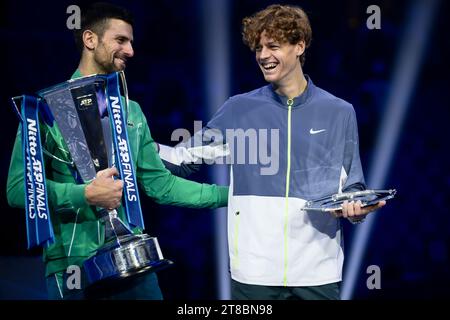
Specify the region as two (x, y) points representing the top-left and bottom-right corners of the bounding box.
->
(80, 98), (93, 108)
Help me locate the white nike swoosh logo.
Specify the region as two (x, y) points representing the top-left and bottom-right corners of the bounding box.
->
(310, 129), (326, 135)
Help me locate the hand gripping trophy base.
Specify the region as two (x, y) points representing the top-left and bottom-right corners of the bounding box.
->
(83, 209), (173, 291)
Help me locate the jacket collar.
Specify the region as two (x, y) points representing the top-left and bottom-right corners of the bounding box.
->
(264, 75), (314, 109)
(71, 69), (83, 80)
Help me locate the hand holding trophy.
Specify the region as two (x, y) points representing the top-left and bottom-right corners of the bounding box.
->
(304, 189), (396, 222)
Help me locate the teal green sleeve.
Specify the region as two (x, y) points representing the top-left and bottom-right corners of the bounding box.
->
(135, 114), (229, 209)
(6, 126), (89, 213)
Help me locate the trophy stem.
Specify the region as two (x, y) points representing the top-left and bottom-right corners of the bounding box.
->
(98, 208), (133, 244)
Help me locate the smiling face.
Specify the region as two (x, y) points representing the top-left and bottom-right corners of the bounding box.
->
(255, 30), (304, 86)
(91, 18), (134, 73)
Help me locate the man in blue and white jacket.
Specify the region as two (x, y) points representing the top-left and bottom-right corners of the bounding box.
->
(159, 4), (386, 300)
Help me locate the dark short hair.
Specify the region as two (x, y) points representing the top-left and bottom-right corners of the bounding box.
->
(242, 4), (312, 66)
(74, 2), (134, 53)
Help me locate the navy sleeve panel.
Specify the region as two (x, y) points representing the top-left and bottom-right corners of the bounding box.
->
(160, 159), (202, 178)
(342, 107), (366, 192)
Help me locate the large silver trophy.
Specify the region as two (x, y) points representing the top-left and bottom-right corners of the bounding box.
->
(14, 71), (172, 291)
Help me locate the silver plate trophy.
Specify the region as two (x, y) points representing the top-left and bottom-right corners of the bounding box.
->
(14, 71), (173, 291)
(304, 189), (397, 212)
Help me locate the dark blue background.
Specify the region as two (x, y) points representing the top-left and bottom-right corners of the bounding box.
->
(0, 0), (449, 299)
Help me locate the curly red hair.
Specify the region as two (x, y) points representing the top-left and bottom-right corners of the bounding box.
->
(242, 4), (312, 66)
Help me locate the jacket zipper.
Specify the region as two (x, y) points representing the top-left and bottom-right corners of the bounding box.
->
(283, 98), (293, 286)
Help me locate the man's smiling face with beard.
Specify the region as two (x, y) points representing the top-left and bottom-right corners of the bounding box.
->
(92, 18), (134, 73)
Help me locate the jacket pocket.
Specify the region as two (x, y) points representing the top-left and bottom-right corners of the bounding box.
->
(231, 211), (240, 269)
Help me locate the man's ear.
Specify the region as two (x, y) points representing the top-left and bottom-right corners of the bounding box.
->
(296, 40), (306, 57)
(82, 30), (98, 51)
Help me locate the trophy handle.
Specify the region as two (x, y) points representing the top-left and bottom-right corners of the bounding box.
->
(10, 96), (75, 167)
(11, 96), (24, 121)
(118, 71), (130, 118)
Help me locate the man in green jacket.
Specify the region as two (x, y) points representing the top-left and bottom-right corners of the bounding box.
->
(6, 2), (228, 300)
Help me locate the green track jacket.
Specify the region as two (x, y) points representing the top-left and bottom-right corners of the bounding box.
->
(6, 70), (228, 277)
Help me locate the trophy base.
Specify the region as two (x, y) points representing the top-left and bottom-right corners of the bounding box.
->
(83, 233), (173, 289)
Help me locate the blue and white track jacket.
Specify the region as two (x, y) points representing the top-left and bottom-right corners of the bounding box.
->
(161, 76), (366, 286)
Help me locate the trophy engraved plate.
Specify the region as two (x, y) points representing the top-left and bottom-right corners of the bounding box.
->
(71, 84), (109, 172)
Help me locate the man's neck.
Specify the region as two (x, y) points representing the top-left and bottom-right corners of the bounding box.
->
(77, 55), (105, 76)
(273, 66), (307, 99)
